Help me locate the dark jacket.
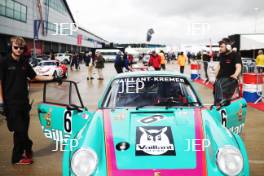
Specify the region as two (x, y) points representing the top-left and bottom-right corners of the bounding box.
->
(95, 55), (105, 69)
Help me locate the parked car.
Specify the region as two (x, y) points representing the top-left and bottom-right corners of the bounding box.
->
(95, 49), (121, 62)
(55, 53), (71, 64)
(38, 71), (249, 176)
(34, 60), (68, 78)
(142, 54), (150, 65)
(29, 57), (42, 67)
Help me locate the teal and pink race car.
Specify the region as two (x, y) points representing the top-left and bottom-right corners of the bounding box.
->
(38, 71), (249, 176)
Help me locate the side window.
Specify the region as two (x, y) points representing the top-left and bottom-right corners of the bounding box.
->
(44, 81), (84, 107)
(45, 82), (70, 105)
(70, 83), (83, 107)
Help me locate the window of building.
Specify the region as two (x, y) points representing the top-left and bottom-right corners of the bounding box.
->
(0, 0), (6, 15)
(6, 0), (14, 18)
(14, 2), (20, 20)
(20, 5), (26, 21)
(44, 0), (67, 15)
(0, 0), (27, 22)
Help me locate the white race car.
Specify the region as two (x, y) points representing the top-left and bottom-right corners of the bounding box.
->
(34, 60), (64, 78)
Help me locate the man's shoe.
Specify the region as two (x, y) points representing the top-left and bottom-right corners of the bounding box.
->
(87, 77), (90, 80)
(25, 150), (33, 159)
(90, 77), (94, 80)
(14, 157), (33, 165)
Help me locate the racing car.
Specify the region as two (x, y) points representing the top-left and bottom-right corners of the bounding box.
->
(34, 60), (68, 78)
(38, 71), (249, 176)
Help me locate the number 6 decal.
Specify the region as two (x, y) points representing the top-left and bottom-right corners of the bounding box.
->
(220, 109), (227, 127)
(64, 110), (72, 133)
(139, 115), (165, 124)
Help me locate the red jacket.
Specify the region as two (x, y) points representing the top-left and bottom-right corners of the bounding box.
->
(148, 55), (161, 69)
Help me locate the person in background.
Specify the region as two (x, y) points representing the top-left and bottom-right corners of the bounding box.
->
(159, 50), (166, 70)
(256, 50), (264, 73)
(0, 36), (55, 165)
(114, 51), (131, 73)
(70, 52), (79, 70)
(215, 38), (242, 80)
(84, 52), (94, 80)
(167, 52), (172, 63)
(196, 51), (202, 60)
(177, 52), (187, 74)
(114, 51), (124, 73)
(148, 50), (161, 71)
(95, 51), (105, 80)
(127, 53), (134, 66)
(214, 38), (242, 105)
(50, 52), (55, 60)
(187, 51), (192, 64)
(202, 51), (211, 82)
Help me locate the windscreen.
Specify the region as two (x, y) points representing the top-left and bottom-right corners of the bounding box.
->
(104, 76), (200, 108)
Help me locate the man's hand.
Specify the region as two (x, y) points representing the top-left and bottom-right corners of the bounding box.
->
(230, 74), (238, 80)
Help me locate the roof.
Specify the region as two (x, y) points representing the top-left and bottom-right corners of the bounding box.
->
(62, 0), (76, 24)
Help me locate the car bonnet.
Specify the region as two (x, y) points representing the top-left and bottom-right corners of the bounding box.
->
(102, 108), (207, 176)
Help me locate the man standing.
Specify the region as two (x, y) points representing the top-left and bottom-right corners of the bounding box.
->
(214, 38), (242, 105)
(148, 50), (161, 71)
(84, 52), (94, 80)
(159, 50), (166, 70)
(177, 52), (187, 74)
(256, 50), (264, 73)
(0, 36), (54, 165)
(114, 51), (131, 74)
(202, 51), (211, 82)
(95, 51), (105, 80)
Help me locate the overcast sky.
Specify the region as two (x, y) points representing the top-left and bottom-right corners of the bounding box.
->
(67, 0), (264, 46)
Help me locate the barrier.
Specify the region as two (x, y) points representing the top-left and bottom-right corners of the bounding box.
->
(242, 73), (263, 103)
(207, 61), (218, 83)
(190, 63), (201, 80)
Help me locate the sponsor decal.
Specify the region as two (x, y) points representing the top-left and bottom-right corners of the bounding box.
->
(229, 123), (245, 134)
(136, 126), (176, 156)
(44, 109), (52, 128)
(116, 76), (185, 94)
(41, 126), (70, 141)
(117, 77), (185, 83)
(220, 108), (244, 134)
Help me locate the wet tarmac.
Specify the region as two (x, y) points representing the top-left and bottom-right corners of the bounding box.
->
(0, 62), (263, 176)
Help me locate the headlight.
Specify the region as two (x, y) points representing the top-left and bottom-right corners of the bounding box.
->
(71, 148), (98, 176)
(217, 146), (243, 176)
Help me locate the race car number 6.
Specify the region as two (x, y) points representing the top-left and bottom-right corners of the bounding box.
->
(220, 109), (227, 127)
(64, 110), (72, 133)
